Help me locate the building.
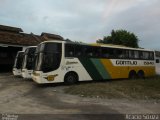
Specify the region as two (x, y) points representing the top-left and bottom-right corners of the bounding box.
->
(0, 25), (63, 72)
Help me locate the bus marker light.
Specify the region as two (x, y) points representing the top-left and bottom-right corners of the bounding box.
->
(33, 72), (40, 76)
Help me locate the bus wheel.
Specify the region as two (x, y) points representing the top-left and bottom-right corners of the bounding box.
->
(129, 70), (137, 79)
(137, 70), (145, 79)
(64, 72), (78, 85)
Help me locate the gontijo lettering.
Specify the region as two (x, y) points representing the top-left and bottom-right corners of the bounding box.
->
(116, 60), (137, 65)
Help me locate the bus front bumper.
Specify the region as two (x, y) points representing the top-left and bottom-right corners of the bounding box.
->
(13, 68), (22, 76)
(22, 69), (32, 79)
(32, 71), (44, 84)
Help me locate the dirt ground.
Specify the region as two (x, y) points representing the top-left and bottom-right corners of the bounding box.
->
(0, 73), (159, 120)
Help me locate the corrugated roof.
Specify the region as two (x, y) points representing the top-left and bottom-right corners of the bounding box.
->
(0, 25), (23, 33)
(0, 31), (46, 46)
(0, 25), (64, 46)
(41, 32), (64, 40)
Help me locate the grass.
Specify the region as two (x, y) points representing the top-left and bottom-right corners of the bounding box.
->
(64, 76), (160, 100)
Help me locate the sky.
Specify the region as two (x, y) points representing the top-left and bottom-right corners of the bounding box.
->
(0, 0), (160, 50)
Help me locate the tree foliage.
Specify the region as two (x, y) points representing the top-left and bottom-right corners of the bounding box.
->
(97, 30), (139, 48)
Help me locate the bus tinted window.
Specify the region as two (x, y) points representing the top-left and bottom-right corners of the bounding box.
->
(16, 52), (24, 69)
(26, 56), (34, 69)
(129, 50), (139, 59)
(92, 47), (101, 58)
(42, 52), (61, 72)
(149, 52), (154, 60)
(103, 48), (128, 59)
(118, 49), (129, 59)
(29, 47), (36, 54)
(156, 59), (159, 63)
(75, 45), (83, 57)
(65, 44), (103, 58)
(143, 52), (149, 60)
(83, 46), (101, 58)
(134, 51), (139, 59)
(128, 51), (154, 60)
(101, 48), (119, 59)
(65, 44), (74, 57)
(155, 51), (160, 57)
(65, 43), (154, 60)
(44, 43), (62, 53)
(84, 46), (94, 57)
(101, 48), (110, 58)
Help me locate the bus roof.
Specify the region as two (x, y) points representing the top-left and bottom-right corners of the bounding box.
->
(39, 40), (154, 52)
(90, 43), (152, 51)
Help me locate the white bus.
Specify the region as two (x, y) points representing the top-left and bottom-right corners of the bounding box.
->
(155, 51), (160, 75)
(32, 40), (155, 84)
(22, 46), (36, 79)
(13, 51), (24, 76)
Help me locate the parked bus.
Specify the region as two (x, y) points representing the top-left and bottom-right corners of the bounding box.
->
(13, 51), (24, 76)
(155, 51), (160, 75)
(32, 40), (155, 84)
(22, 46), (36, 79)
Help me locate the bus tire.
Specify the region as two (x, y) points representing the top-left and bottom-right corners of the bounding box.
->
(64, 72), (78, 85)
(129, 70), (137, 79)
(137, 70), (145, 79)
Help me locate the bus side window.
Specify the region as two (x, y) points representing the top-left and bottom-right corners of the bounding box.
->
(109, 48), (117, 58)
(149, 52), (154, 60)
(84, 46), (93, 57)
(101, 48), (109, 58)
(75, 45), (83, 57)
(139, 51), (143, 59)
(155, 51), (160, 57)
(143, 52), (149, 60)
(134, 51), (139, 59)
(156, 59), (160, 63)
(129, 50), (135, 59)
(65, 44), (74, 57)
(121, 50), (129, 59)
(124, 50), (129, 59)
(116, 49), (127, 59)
(109, 48), (116, 58)
(129, 50), (138, 59)
(92, 47), (101, 58)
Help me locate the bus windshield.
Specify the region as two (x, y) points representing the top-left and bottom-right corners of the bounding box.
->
(22, 47), (36, 70)
(13, 52), (24, 69)
(34, 43), (62, 73)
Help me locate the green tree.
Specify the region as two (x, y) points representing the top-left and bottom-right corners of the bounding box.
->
(65, 38), (72, 42)
(97, 29), (139, 48)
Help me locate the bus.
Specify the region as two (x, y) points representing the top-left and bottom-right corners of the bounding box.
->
(155, 51), (160, 75)
(13, 51), (24, 76)
(22, 46), (36, 79)
(32, 40), (155, 84)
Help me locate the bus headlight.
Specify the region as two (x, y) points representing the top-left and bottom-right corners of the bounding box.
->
(33, 72), (40, 76)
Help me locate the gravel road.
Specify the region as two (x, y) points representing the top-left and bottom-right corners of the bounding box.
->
(0, 73), (159, 120)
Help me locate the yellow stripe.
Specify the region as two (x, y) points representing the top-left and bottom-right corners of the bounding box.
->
(101, 59), (128, 79)
(129, 66), (155, 77)
(101, 59), (155, 79)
